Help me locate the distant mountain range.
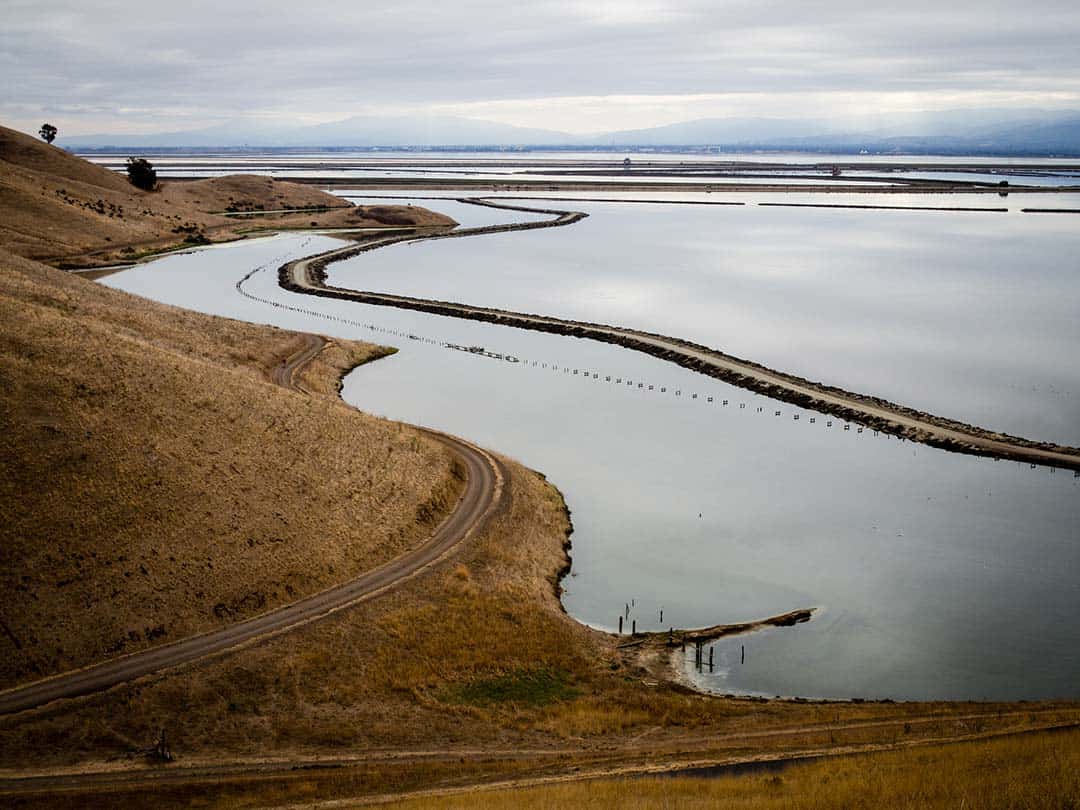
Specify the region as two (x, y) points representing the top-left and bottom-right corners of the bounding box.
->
(56, 109), (1080, 155)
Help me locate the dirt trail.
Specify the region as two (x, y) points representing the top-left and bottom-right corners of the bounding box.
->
(279, 199), (1080, 471)
(1, 709), (1076, 801)
(0, 337), (506, 717)
(271, 333), (327, 391)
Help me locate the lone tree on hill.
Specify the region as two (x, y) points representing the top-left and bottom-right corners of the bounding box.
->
(39, 123), (57, 144)
(125, 157), (158, 191)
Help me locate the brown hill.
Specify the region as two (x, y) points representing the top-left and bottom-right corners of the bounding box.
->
(0, 124), (455, 266)
(0, 129), (462, 687)
(0, 128), (134, 192)
(0, 247), (466, 689)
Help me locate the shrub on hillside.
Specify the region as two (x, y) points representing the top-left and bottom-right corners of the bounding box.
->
(125, 157), (158, 191)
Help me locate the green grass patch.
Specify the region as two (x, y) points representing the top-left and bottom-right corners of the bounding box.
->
(446, 668), (577, 708)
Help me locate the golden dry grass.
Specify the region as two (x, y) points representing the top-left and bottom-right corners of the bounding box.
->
(0, 246), (463, 688)
(0, 124), (455, 266)
(0, 463), (591, 760)
(395, 727), (1080, 810)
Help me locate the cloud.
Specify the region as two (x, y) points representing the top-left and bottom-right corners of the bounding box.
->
(3, 0), (1079, 134)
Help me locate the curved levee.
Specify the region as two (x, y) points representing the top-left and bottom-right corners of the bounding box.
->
(276, 198), (1080, 472)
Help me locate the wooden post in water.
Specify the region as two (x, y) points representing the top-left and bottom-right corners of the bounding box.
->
(741, 644), (745, 665)
(618, 615), (623, 634)
(632, 619), (636, 635)
(709, 645), (714, 672)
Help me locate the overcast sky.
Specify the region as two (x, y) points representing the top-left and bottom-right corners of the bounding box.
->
(3, 0), (1080, 135)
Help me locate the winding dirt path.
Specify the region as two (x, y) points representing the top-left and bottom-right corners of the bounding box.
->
(271, 333), (326, 391)
(279, 199), (1080, 471)
(0, 338), (506, 717)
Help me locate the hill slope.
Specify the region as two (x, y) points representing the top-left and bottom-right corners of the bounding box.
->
(0, 131), (463, 688)
(0, 125), (455, 266)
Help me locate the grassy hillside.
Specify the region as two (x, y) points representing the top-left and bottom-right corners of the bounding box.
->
(0, 125), (455, 266)
(0, 247), (466, 688)
(0, 130), (462, 686)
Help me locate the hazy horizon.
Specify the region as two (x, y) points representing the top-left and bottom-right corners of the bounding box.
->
(5, 1), (1080, 138)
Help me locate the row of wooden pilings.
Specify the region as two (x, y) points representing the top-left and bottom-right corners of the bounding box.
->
(616, 607), (748, 675)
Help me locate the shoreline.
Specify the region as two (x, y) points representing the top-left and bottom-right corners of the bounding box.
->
(617, 609), (817, 697)
(232, 232), (830, 703)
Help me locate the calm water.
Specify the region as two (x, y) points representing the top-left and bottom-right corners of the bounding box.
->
(102, 207), (1080, 702)
(325, 194), (1080, 447)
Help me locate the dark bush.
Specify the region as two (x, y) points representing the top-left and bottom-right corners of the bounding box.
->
(125, 157), (158, 191)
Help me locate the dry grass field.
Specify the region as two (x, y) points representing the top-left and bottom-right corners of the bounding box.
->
(395, 727), (1080, 809)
